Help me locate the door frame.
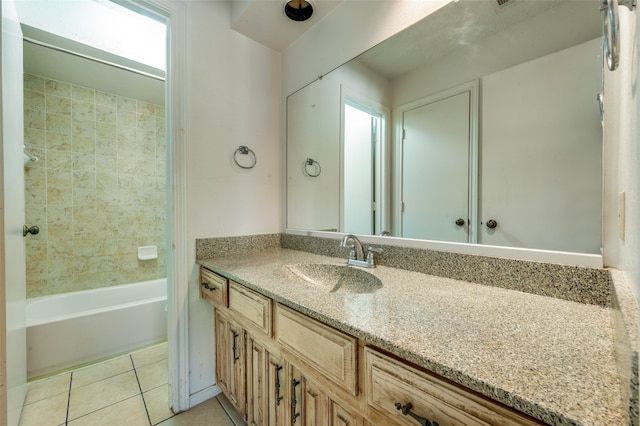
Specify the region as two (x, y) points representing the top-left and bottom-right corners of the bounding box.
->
(121, 0), (189, 413)
(340, 86), (390, 235)
(393, 80), (479, 243)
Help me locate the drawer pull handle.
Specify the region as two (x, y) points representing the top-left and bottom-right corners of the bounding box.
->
(395, 402), (439, 426)
(292, 378), (301, 423)
(232, 332), (240, 363)
(202, 282), (216, 291)
(275, 365), (284, 406)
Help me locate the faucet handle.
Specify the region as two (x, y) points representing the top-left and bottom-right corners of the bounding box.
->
(340, 242), (356, 259)
(366, 246), (383, 266)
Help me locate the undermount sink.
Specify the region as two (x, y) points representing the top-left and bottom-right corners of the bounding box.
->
(282, 263), (383, 294)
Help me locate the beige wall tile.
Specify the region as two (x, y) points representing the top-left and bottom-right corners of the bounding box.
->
(46, 132), (71, 151)
(46, 168), (72, 188)
(73, 136), (96, 154)
(45, 80), (70, 97)
(72, 85), (95, 103)
(72, 102), (95, 122)
(95, 91), (116, 107)
(45, 113), (71, 134)
(72, 120), (95, 139)
(45, 95), (71, 116)
(24, 127), (46, 148)
(117, 96), (136, 112)
(24, 90), (45, 111)
(24, 74), (44, 92)
(47, 150), (72, 170)
(25, 109), (45, 130)
(24, 74), (166, 298)
(25, 186), (47, 206)
(47, 187), (72, 206)
(25, 167), (46, 187)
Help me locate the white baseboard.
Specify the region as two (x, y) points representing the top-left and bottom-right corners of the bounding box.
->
(189, 385), (222, 408)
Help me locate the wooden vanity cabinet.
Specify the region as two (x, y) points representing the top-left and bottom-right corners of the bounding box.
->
(201, 266), (542, 426)
(214, 309), (246, 418)
(246, 335), (287, 426)
(200, 267), (228, 307)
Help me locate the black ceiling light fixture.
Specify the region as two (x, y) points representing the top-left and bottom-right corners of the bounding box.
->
(284, 0), (314, 22)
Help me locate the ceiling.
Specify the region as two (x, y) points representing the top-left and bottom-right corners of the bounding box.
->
(231, 0), (343, 52)
(355, 0), (602, 80)
(22, 25), (165, 105)
(22, 0), (343, 104)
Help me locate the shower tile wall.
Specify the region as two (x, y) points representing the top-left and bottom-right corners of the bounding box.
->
(23, 73), (166, 298)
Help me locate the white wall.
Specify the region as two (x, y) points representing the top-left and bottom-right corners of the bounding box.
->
(481, 39), (602, 253)
(608, 9), (640, 315)
(286, 60), (389, 232)
(182, 0), (281, 397)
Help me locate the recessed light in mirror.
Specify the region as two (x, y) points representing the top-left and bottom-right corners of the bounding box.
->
(284, 0), (314, 22)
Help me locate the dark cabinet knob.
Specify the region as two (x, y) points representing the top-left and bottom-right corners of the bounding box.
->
(486, 219), (497, 229)
(455, 218), (465, 226)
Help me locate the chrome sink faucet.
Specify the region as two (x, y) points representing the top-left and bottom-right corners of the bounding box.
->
(339, 234), (382, 268)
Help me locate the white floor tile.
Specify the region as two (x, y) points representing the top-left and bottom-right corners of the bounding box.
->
(67, 395), (149, 426)
(68, 370), (140, 420)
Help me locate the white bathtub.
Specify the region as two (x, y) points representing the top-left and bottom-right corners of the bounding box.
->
(26, 279), (167, 379)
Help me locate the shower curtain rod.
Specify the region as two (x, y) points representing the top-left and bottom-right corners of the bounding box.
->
(23, 37), (166, 82)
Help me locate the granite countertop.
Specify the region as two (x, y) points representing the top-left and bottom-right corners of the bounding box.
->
(198, 248), (623, 425)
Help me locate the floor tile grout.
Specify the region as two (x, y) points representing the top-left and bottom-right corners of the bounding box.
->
(131, 354), (154, 426)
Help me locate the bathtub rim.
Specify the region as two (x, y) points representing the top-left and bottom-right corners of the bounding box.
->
(26, 278), (167, 328)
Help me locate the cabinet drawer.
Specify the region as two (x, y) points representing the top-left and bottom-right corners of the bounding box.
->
(276, 304), (357, 395)
(229, 281), (272, 336)
(200, 267), (228, 307)
(365, 348), (542, 426)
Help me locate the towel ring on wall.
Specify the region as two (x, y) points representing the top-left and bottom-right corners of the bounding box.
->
(601, 0), (635, 71)
(602, 0), (620, 71)
(303, 158), (321, 177)
(233, 145), (257, 169)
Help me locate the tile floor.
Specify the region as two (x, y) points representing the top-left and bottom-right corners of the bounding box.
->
(19, 342), (237, 426)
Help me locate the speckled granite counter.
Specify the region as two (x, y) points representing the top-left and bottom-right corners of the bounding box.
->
(198, 248), (626, 425)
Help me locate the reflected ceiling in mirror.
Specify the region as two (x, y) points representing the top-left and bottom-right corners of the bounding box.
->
(286, 0), (603, 256)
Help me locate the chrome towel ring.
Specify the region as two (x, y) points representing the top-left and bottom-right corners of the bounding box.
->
(233, 145), (257, 169)
(601, 0), (636, 71)
(303, 158), (321, 177)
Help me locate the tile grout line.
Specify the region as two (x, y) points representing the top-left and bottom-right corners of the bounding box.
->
(131, 354), (154, 426)
(65, 372), (73, 425)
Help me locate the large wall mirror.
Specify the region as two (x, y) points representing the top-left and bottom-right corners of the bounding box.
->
(286, 0), (603, 256)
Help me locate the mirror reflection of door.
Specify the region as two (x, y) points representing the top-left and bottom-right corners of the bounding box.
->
(343, 100), (384, 235)
(400, 90), (471, 242)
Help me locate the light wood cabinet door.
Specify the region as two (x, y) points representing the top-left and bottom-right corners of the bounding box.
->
(328, 398), (363, 426)
(215, 310), (246, 419)
(290, 366), (328, 426)
(247, 335), (266, 426)
(247, 336), (287, 426)
(266, 352), (287, 426)
(215, 310), (229, 396)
